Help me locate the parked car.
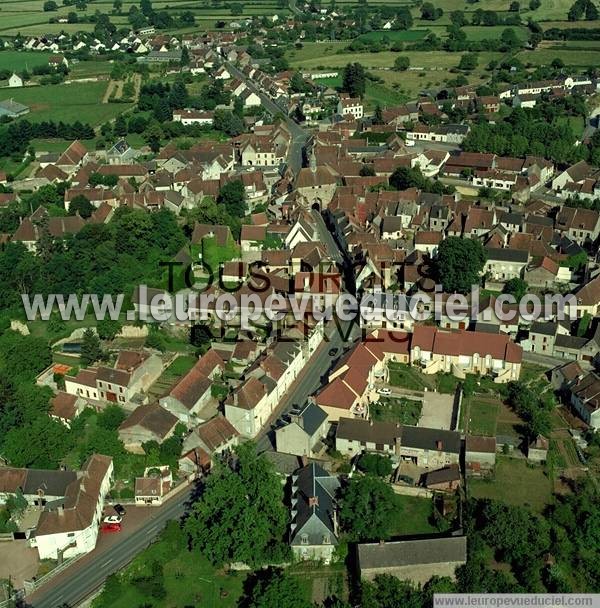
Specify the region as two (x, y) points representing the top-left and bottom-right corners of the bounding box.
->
(377, 388), (392, 396)
(113, 504), (126, 516)
(103, 515), (122, 524)
(101, 522), (121, 532)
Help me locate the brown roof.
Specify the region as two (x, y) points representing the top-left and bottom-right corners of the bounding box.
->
(169, 351), (223, 410)
(575, 275), (600, 307)
(57, 140), (87, 167)
(465, 435), (496, 453)
(135, 477), (162, 497)
(119, 404), (178, 440)
(36, 454), (113, 536)
(227, 376), (267, 410)
(115, 350), (150, 372)
(51, 391), (79, 421)
(196, 415), (239, 452)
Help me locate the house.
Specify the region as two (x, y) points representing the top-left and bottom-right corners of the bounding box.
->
(465, 435), (496, 476)
(485, 248), (529, 281)
(525, 257), (561, 289)
(421, 464), (461, 491)
(527, 435), (549, 463)
(50, 391), (86, 428)
(8, 73), (23, 88)
(0, 467), (77, 506)
(335, 417), (461, 468)
(180, 414), (239, 475)
(0, 99), (30, 118)
(275, 402), (329, 457)
(172, 109), (214, 126)
(118, 404), (179, 453)
(56, 140), (88, 174)
(411, 326), (522, 383)
(337, 97), (363, 119)
(569, 371), (600, 429)
(134, 466), (172, 506)
(159, 350), (224, 425)
(48, 54), (68, 68)
(357, 536), (467, 584)
(32, 455), (113, 560)
(574, 275), (600, 318)
(289, 463), (340, 564)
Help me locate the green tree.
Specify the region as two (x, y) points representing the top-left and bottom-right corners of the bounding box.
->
(97, 404), (127, 430)
(340, 475), (400, 541)
(529, 0), (541, 8)
(342, 62), (367, 98)
(503, 277), (528, 300)
(394, 56), (410, 71)
(113, 0), (123, 11)
(43, 0), (58, 10)
(458, 53), (478, 71)
(435, 237), (486, 294)
(357, 453), (393, 477)
(168, 79), (189, 110)
(69, 194), (94, 218)
(245, 568), (312, 608)
(81, 328), (102, 366)
(185, 442), (288, 567)
(96, 318), (122, 341)
(217, 180), (246, 217)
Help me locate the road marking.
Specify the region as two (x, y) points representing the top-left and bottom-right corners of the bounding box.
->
(101, 558), (113, 567)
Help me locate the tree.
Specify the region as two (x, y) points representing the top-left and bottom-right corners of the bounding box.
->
(509, 1), (520, 11)
(340, 475), (400, 541)
(394, 56), (410, 71)
(43, 0), (58, 10)
(185, 442), (288, 567)
(529, 0), (541, 8)
(458, 53), (478, 71)
(97, 404), (127, 430)
(168, 79), (189, 110)
(373, 104), (383, 125)
(81, 328), (102, 366)
(96, 318), (122, 341)
(217, 180), (246, 217)
(113, 0), (123, 12)
(114, 114), (128, 137)
(245, 568), (313, 608)
(69, 194), (94, 218)
(357, 453), (393, 477)
(421, 2), (443, 20)
(342, 62), (367, 98)
(503, 277), (528, 301)
(435, 237), (486, 294)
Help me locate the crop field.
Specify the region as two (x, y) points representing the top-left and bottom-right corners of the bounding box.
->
(2, 81), (130, 125)
(0, 50), (52, 71)
(0, 0), (288, 35)
(356, 30), (431, 43)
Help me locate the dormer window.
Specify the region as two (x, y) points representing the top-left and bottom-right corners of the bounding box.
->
(300, 534), (308, 545)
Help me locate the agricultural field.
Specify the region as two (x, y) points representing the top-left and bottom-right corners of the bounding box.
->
(2, 80), (131, 125)
(0, 50), (52, 72)
(469, 456), (554, 512)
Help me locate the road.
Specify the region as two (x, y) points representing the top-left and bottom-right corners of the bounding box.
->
(257, 318), (360, 451)
(26, 487), (194, 608)
(225, 62), (309, 174)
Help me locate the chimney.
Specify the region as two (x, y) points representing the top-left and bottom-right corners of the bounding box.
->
(369, 419), (374, 426)
(436, 440), (443, 451)
(57, 505), (64, 516)
(308, 496), (319, 508)
(379, 539), (385, 546)
(300, 455), (308, 468)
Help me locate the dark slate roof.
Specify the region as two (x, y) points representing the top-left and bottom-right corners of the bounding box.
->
(555, 334), (588, 350)
(358, 536), (467, 570)
(486, 248), (529, 263)
(530, 321), (558, 336)
(0, 467), (77, 497)
(400, 425), (461, 454)
(300, 402), (328, 437)
(290, 463), (340, 547)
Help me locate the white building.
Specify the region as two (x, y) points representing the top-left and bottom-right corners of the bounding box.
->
(32, 455), (113, 560)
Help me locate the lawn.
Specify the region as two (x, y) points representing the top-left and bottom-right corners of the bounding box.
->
(469, 456), (553, 512)
(390, 495), (443, 536)
(0, 50), (52, 72)
(92, 521), (245, 608)
(371, 396), (423, 425)
(357, 30), (430, 43)
(466, 397), (499, 437)
(5, 81), (131, 126)
(388, 362), (432, 391)
(462, 26), (529, 42)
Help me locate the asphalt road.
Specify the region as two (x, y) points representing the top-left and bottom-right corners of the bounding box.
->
(257, 318), (360, 451)
(27, 488), (193, 608)
(225, 62), (309, 174)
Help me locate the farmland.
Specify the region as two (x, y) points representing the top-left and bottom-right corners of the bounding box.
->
(0, 50), (52, 72)
(2, 81), (131, 125)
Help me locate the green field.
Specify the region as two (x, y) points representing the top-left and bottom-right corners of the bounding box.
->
(466, 397), (500, 437)
(0, 50), (52, 72)
(357, 29), (431, 43)
(469, 456), (553, 512)
(2, 81), (130, 125)
(390, 495), (445, 536)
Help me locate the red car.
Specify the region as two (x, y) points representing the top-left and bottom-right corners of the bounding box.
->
(101, 522), (121, 532)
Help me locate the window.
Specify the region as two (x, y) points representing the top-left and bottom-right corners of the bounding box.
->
(300, 534), (308, 545)
(67, 532), (75, 538)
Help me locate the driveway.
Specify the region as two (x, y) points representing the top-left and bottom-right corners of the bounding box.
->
(419, 391), (455, 430)
(0, 540), (39, 588)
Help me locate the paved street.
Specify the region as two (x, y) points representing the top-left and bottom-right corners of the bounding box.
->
(225, 62), (309, 174)
(27, 487), (194, 608)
